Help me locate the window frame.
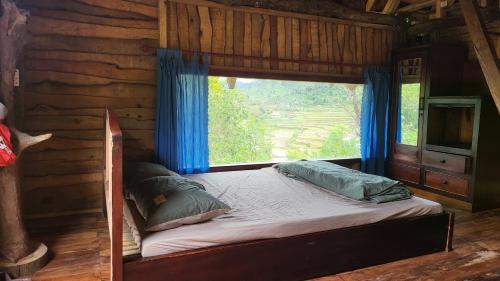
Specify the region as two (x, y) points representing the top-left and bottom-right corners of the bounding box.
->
(209, 157), (361, 172)
(207, 69), (363, 171)
(209, 68), (363, 84)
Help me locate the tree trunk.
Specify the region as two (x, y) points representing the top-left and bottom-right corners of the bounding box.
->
(0, 130), (51, 263)
(0, 0), (51, 274)
(0, 164), (30, 262)
(345, 84), (361, 138)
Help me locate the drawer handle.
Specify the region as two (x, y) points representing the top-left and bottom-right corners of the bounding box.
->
(441, 180), (448, 185)
(440, 159), (446, 164)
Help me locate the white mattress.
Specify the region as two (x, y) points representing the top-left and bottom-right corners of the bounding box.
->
(141, 167), (442, 257)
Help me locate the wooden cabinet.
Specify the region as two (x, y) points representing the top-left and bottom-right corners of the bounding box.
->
(388, 45), (466, 168)
(388, 45), (500, 212)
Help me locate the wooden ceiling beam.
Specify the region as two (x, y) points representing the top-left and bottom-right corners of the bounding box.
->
(398, 0), (434, 12)
(407, 4), (497, 35)
(208, 0), (399, 26)
(366, 0), (377, 12)
(382, 0), (401, 14)
(461, 0), (500, 113)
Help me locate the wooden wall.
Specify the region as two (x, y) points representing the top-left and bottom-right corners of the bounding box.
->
(17, 0), (397, 218)
(161, 0), (396, 81)
(411, 17), (500, 97)
(428, 20), (500, 60)
(19, 0), (158, 218)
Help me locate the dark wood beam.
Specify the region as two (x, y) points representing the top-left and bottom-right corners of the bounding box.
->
(366, 0), (377, 12)
(383, 0), (401, 14)
(398, 0), (434, 12)
(209, 0), (399, 26)
(461, 0), (500, 113)
(407, 6), (498, 35)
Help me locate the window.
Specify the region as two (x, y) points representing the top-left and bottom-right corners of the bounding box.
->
(398, 83), (420, 146)
(396, 57), (422, 147)
(208, 77), (362, 165)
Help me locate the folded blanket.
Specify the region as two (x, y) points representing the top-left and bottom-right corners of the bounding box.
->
(274, 160), (412, 203)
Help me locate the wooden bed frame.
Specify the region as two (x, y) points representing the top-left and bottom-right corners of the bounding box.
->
(104, 109), (455, 281)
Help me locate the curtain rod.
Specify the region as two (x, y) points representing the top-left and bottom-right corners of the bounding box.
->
(178, 49), (373, 68)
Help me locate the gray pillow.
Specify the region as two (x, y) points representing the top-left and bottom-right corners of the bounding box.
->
(124, 161), (179, 188)
(127, 176), (230, 232)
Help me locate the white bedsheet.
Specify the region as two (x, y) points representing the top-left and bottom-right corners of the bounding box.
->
(141, 167), (442, 257)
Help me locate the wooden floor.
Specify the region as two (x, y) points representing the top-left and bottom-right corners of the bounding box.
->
(23, 207), (500, 281)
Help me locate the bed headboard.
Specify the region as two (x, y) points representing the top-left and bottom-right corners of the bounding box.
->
(105, 108), (123, 281)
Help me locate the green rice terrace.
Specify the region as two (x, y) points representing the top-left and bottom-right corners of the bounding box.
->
(266, 109), (355, 161)
(208, 77), (362, 165)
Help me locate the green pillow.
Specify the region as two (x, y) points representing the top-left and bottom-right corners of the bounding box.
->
(127, 176), (230, 232)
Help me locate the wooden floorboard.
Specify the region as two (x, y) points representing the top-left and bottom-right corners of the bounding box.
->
(22, 207), (500, 281)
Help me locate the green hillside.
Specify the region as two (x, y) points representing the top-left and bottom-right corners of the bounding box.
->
(208, 77), (362, 165)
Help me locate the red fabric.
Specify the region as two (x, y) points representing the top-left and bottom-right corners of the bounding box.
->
(0, 123), (16, 167)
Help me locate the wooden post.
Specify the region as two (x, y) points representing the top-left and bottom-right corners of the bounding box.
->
(446, 212), (455, 252)
(159, 0), (168, 48)
(434, 0), (445, 19)
(105, 110), (123, 281)
(0, 0), (51, 276)
(461, 0), (500, 113)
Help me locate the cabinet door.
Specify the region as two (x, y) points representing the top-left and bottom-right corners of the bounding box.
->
(390, 52), (427, 164)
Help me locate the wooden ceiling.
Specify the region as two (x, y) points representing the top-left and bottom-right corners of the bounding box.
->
(365, 0), (490, 19)
(212, 0), (497, 27)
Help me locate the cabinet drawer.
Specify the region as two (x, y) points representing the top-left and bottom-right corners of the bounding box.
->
(424, 170), (469, 197)
(389, 163), (420, 185)
(422, 150), (471, 173)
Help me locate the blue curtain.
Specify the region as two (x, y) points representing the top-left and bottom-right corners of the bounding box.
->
(155, 49), (209, 174)
(360, 66), (391, 176)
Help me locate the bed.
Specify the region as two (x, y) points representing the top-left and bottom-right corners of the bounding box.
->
(104, 109), (454, 281)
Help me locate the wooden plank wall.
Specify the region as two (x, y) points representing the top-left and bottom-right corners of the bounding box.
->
(162, 0), (396, 81)
(19, 0), (158, 218)
(17, 0), (396, 218)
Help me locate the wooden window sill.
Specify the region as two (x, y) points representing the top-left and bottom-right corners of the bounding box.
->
(209, 157), (361, 173)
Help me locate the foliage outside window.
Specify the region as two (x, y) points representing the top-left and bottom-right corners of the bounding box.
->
(208, 77), (362, 165)
(398, 83), (420, 146)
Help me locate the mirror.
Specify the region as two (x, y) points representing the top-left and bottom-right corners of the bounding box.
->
(396, 58), (422, 147)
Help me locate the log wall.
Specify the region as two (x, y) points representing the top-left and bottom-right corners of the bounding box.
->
(19, 0), (158, 218)
(161, 0), (396, 81)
